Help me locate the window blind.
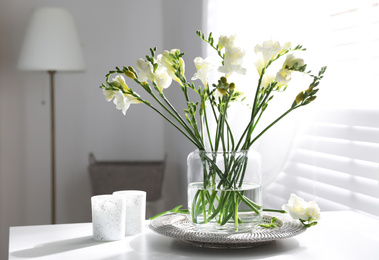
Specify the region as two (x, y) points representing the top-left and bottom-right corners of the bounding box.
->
(322, 0), (379, 109)
(263, 0), (379, 218)
(263, 109), (379, 218)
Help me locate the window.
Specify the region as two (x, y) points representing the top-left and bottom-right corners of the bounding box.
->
(205, 0), (379, 217)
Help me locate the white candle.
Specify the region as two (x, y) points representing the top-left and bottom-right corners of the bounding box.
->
(91, 194), (126, 241)
(113, 190), (146, 235)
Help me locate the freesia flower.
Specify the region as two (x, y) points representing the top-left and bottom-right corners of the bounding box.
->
(136, 58), (172, 91)
(112, 90), (129, 115)
(136, 59), (155, 82)
(218, 35), (247, 77)
(191, 56), (217, 87)
(103, 89), (114, 101)
(157, 49), (185, 84)
(259, 73), (276, 93)
(307, 201), (321, 221)
(111, 75), (129, 92)
(112, 90), (141, 115)
(282, 193), (320, 222)
(218, 35), (227, 50)
(274, 54), (304, 88)
(254, 40), (291, 75)
(155, 65), (172, 92)
(276, 68), (292, 86)
(105, 75), (142, 115)
(283, 53), (304, 69)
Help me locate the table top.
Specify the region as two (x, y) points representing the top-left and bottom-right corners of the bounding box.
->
(8, 211), (379, 260)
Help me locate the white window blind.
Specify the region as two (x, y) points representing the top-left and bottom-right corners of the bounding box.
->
(321, 0), (379, 109)
(264, 109), (379, 218)
(205, 0), (379, 217)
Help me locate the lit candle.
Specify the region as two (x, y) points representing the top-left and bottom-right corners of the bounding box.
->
(113, 190), (146, 235)
(91, 194), (126, 241)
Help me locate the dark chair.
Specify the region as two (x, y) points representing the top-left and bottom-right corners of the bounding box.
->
(88, 153), (166, 217)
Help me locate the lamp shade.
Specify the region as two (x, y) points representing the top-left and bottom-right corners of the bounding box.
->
(18, 7), (85, 71)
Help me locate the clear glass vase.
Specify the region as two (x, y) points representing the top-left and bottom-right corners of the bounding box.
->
(187, 150), (263, 232)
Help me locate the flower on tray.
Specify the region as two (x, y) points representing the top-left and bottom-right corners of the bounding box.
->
(282, 193), (320, 227)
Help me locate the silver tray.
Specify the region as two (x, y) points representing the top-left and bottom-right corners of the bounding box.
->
(148, 212), (306, 249)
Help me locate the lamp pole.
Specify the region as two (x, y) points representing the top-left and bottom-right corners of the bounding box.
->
(18, 7), (85, 224)
(48, 70), (57, 224)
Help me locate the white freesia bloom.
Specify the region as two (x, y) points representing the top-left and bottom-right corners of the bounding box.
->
(274, 54), (304, 87)
(155, 65), (172, 92)
(112, 90), (141, 115)
(218, 35), (247, 77)
(254, 54), (266, 76)
(218, 35), (227, 50)
(283, 53), (304, 69)
(191, 56), (217, 87)
(157, 49), (185, 84)
(307, 201), (321, 221)
(136, 59), (155, 82)
(260, 73), (276, 93)
(103, 89), (114, 101)
(113, 90), (130, 115)
(282, 193), (321, 222)
(105, 75), (142, 115)
(276, 68), (292, 85)
(254, 40), (291, 75)
(111, 75), (129, 91)
(136, 58), (172, 91)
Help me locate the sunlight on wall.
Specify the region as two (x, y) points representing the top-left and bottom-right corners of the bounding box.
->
(206, 0), (379, 110)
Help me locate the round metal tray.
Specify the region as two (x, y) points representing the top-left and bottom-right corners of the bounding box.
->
(149, 212), (306, 249)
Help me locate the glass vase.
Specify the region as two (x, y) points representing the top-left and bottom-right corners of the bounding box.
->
(187, 150), (262, 232)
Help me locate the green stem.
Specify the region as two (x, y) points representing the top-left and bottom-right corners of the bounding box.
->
(248, 106), (298, 147)
(200, 191), (208, 223)
(262, 209), (287, 213)
(161, 92), (202, 146)
(149, 205), (188, 220)
(139, 99), (201, 148)
(236, 192), (261, 214)
(234, 192), (239, 227)
(203, 106), (214, 151)
(191, 190), (201, 223)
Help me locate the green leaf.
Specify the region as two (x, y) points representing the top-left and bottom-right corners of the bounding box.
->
(149, 205), (189, 220)
(259, 217), (278, 228)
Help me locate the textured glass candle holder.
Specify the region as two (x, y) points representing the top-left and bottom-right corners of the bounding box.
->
(113, 190), (146, 235)
(91, 195), (126, 241)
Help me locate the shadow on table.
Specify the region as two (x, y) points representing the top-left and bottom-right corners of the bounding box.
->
(10, 236), (103, 258)
(10, 232), (305, 259)
(128, 232), (305, 259)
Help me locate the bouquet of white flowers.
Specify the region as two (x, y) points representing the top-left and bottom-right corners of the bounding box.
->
(100, 31), (325, 230)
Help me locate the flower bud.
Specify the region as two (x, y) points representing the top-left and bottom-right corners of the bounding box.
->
(124, 71), (135, 79)
(308, 96), (317, 102)
(296, 92), (304, 104)
(109, 81), (120, 88)
(217, 87), (227, 95)
(128, 66), (136, 73)
(306, 85), (313, 94)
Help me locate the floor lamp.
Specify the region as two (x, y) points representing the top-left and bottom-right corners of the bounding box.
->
(18, 7), (85, 224)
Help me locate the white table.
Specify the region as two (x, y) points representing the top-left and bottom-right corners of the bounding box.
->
(8, 211), (379, 260)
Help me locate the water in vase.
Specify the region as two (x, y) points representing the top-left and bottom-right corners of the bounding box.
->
(188, 182), (263, 232)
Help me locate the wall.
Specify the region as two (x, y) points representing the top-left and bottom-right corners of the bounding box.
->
(160, 0), (205, 211)
(0, 0), (205, 258)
